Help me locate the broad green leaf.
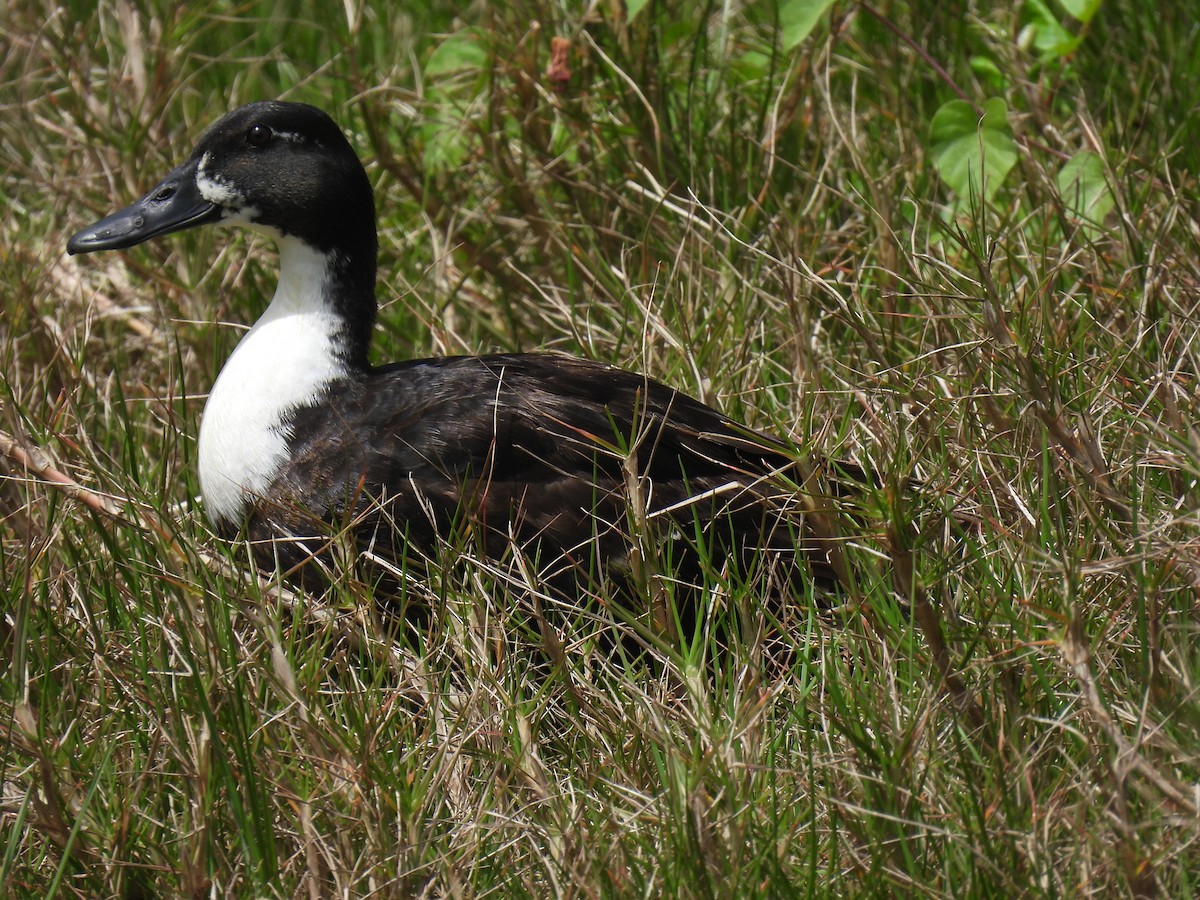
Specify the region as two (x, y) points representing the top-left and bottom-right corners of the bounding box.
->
(779, 0), (836, 51)
(1057, 151), (1113, 227)
(626, 0), (652, 20)
(422, 32), (489, 172)
(969, 55), (1006, 90)
(1020, 0), (1082, 59)
(1057, 0), (1103, 24)
(421, 121), (472, 171)
(732, 49), (773, 82)
(929, 98), (1018, 205)
(425, 31), (488, 78)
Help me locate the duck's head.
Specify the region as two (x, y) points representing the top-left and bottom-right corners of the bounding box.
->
(67, 101), (376, 258)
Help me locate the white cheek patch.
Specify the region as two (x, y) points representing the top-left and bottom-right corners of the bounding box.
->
(196, 169), (245, 208)
(196, 150), (248, 210)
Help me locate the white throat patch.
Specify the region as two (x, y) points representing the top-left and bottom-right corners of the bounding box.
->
(197, 237), (350, 526)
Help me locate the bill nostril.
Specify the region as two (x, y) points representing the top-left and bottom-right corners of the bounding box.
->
(154, 185), (176, 202)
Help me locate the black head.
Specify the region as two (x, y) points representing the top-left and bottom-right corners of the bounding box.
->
(67, 101), (377, 259)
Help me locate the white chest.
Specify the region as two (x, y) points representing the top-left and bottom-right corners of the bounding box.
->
(197, 241), (348, 526)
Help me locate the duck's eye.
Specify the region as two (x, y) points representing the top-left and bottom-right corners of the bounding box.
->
(247, 124), (272, 147)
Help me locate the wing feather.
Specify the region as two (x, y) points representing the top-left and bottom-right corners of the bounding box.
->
(242, 353), (854, 606)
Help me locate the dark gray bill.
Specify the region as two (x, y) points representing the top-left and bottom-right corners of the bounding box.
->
(67, 158), (222, 255)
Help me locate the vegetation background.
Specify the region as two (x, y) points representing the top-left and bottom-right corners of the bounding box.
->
(2, 0), (1199, 896)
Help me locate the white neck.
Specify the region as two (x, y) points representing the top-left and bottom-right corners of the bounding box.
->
(198, 237), (351, 526)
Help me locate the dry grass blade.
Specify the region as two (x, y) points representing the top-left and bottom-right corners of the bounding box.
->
(3, 1), (1200, 896)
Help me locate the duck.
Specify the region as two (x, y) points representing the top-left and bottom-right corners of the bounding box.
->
(67, 100), (854, 629)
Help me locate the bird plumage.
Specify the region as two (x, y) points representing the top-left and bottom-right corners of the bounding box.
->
(67, 100), (854, 630)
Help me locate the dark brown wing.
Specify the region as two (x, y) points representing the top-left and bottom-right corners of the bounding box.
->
(244, 353), (854, 607)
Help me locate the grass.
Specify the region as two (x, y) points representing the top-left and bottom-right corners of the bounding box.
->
(3, 0), (1200, 895)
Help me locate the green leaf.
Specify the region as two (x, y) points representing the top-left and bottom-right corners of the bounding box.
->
(732, 49), (773, 83)
(969, 55), (1006, 90)
(626, 0), (652, 20)
(1020, 0), (1082, 59)
(1056, 151), (1113, 227)
(422, 31), (489, 172)
(425, 31), (488, 78)
(1057, 0), (1103, 24)
(421, 120), (472, 172)
(778, 0), (836, 51)
(929, 98), (1018, 205)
